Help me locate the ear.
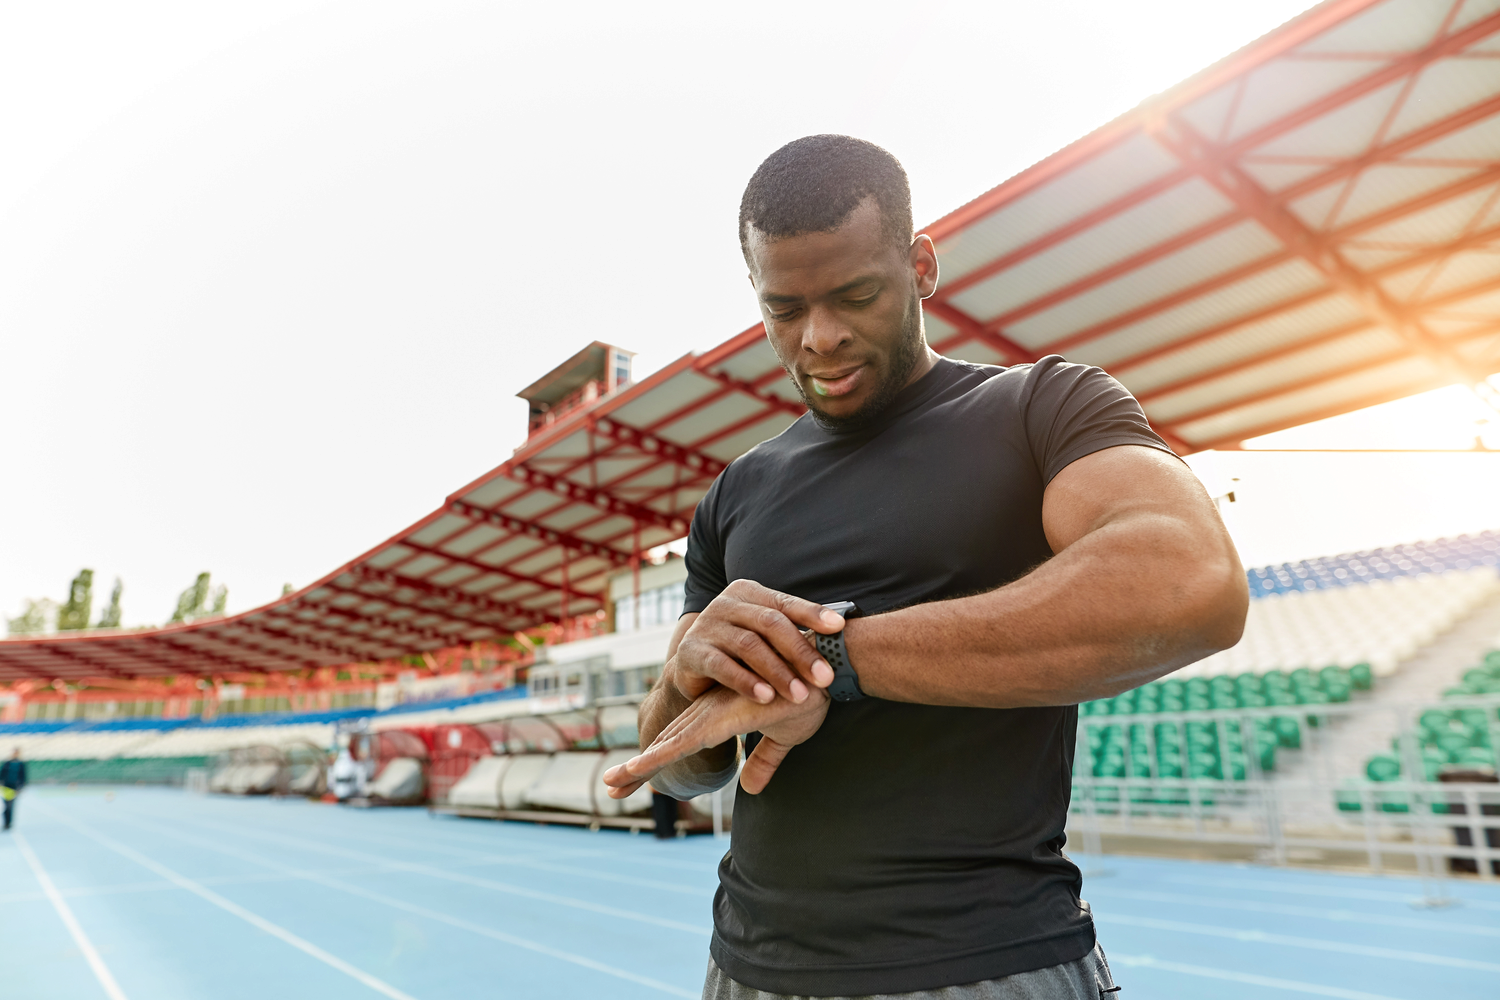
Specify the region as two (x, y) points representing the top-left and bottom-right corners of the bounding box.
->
(910, 235), (939, 299)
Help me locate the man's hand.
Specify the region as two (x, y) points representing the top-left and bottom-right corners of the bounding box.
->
(670, 580), (846, 706)
(604, 684), (829, 797)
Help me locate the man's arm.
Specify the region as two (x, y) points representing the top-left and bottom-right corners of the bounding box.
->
(633, 613), (737, 799)
(628, 590), (845, 800)
(610, 444), (1246, 796)
(846, 445), (1247, 706)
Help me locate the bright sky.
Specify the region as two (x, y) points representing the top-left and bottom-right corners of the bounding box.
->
(2, 0), (1497, 629)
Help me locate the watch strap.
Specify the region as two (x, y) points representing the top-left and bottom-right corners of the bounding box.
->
(815, 601), (864, 702)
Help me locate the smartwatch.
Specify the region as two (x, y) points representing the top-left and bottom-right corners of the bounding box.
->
(814, 600), (865, 702)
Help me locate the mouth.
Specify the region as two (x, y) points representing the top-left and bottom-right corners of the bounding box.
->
(806, 364), (865, 398)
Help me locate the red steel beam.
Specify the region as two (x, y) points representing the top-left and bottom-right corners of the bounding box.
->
(1157, 118), (1492, 388)
(929, 16), (1500, 359)
(1132, 259), (1500, 407)
(1046, 160), (1500, 364)
(379, 536), (592, 609)
(341, 566), (557, 627)
(920, 0), (1392, 244)
(445, 500), (632, 567)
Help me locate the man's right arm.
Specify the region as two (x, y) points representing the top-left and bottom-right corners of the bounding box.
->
(638, 613), (740, 799)
(636, 585), (848, 799)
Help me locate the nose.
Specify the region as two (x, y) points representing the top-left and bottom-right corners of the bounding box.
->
(801, 304), (851, 357)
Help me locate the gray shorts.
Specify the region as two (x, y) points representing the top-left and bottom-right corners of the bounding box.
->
(702, 943), (1118, 1000)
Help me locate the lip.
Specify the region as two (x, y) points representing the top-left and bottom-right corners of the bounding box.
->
(806, 364), (865, 398)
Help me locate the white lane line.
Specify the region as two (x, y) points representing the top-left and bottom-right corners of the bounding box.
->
(1163, 874), (1500, 913)
(1098, 912), (1500, 973)
(1089, 887), (1500, 937)
(215, 812), (716, 893)
(164, 811), (711, 935)
(111, 811), (699, 997)
(40, 810), (420, 1000)
(1111, 952), (1409, 1000)
(14, 832), (130, 1000)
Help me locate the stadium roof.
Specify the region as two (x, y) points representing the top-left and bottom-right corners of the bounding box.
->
(5, 0), (1500, 682)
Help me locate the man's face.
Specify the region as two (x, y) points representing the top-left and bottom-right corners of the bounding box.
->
(747, 199), (939, 429)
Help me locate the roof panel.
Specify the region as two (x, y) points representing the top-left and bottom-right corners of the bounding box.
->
(933, 132), (1180, 285)
(1067, 258), (1330, 370)
(1115, 296), (1370, 394)
(608, 370), (721, 427)
(1386, 49), (1500, 140)
(1223, 55), (1390, 145)
(1007, 221), (1290, 350)
(946, 177), (1233, 322)
(1300, 0), (1450, 56)
(1175, 354), (1444, 445)
(1143, 326), (1406, 422)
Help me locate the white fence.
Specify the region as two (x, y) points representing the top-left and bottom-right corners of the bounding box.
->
(1068, 694), (1500, 886)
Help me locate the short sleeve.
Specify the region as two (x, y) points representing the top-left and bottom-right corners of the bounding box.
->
(1021, 354), (1179, 485)
(682, 473), (730, 615)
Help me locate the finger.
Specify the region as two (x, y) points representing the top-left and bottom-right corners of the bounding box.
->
(739, 736), (794, 795)
(729, 580), (846, 633)
(725, 603), (833, 690)
(679, 641), (776, 704)
(605, 777), (647, 799)
(721, 626), (809, 703)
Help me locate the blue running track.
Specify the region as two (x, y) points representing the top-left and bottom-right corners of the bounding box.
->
(1, 787), (1496, 999)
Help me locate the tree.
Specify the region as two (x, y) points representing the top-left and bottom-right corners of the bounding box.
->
(169, 572), (228, 624)
(95, 578), (123, 629)
(57, 569), (94, 631)
(6, 598), (56, 636)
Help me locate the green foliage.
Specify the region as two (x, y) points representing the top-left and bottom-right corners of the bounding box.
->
(169, 572), (228, 624)
(95, 578), (123, 629)
(6, 598), (56, 636)
(57, 569), (94, 631)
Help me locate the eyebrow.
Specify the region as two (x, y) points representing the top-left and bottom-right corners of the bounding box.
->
(759, 274), (882, 305)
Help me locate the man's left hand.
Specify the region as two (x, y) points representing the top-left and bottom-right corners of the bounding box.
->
(603, 685), (829, 798)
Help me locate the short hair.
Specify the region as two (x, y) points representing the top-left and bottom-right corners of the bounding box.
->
(739, 135), (913, 261)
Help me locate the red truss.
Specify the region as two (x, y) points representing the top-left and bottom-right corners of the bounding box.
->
(5, 0), (1500, 681)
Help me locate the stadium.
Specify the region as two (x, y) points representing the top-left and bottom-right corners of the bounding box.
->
(4, 1), (1500, 998)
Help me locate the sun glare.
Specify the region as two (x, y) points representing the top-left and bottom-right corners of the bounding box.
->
(1241, 373), (1500, 451)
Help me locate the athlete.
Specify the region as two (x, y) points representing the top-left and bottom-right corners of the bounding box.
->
(604, 135), (1248, 999)
(2, 747), (26, 830)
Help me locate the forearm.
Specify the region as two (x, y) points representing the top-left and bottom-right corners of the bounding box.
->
(850, 508), (1246, 708)
(637, 659), (740, 798)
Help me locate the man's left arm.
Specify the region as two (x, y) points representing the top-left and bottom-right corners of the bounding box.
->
(846, 443), (1248, 707)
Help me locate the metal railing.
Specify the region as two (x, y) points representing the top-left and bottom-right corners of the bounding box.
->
(1068, 694), (1500, 891)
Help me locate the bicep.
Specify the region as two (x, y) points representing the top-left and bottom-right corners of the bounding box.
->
(1041, 444), (1218, 554)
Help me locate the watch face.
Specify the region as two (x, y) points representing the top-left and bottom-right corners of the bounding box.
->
(823, 600), (861, 619)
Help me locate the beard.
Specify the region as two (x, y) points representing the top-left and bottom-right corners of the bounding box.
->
(783, 294), (927, 433)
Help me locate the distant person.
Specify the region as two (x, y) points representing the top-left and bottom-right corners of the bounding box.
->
(1, 748), (26, 830)
(650, 785), (677, 840)
(330, 747), (360, 801)
(605, 135), (1248, 999)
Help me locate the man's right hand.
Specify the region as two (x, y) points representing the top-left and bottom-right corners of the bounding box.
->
(605, 682), (830, 797)
(669, 580), (847, 706)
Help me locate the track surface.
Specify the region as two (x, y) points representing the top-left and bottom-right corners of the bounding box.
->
(1, 787), (1496, 999)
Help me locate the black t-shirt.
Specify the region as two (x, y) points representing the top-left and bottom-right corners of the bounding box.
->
(683, 354), (1175, 996)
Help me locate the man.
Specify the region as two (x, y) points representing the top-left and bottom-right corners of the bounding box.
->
(1, 747), (26, 831)
(605, 135), (1247, 999)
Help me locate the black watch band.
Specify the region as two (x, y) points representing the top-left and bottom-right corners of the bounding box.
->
(815, 600), (864, 702)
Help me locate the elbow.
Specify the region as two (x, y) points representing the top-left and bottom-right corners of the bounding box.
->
(1193, 548), (1249, 654)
